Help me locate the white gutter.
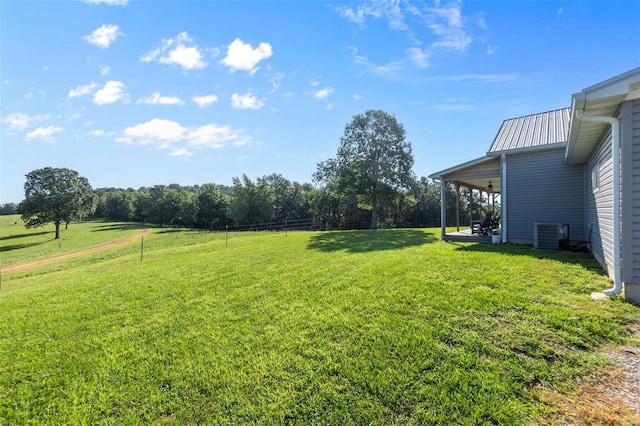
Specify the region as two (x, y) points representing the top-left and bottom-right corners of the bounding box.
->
(576, 110), (622, 296)
(500, 153), (507, 243)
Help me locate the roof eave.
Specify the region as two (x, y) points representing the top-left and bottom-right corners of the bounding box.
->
(488, 141), (567, 157)
(428, 156), (495, 180)
(566, 67), (640, 164)
(566, 94), (587, 164)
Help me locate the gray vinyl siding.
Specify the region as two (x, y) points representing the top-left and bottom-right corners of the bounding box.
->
(506, 147), (585, 244)
(629, 99), (640, 283)
(585, 123), (614, 273)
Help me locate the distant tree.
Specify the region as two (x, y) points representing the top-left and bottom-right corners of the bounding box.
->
(162, 187), (192, 227)
(229, 174), (275, 226)
(147, 185), (169, 226)
(133, 189), (153, 224)
(103, 190), (135, 221)
(315, 110), (414, 229)
(195, 183), (229, 229)
(261, 174), (312, 222)
(18, 167), (96, 239)
(0, 203), (18, 215)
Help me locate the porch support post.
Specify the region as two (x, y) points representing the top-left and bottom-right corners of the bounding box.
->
(440, 180), (446, 240)
(501, 153), (507, 243)
(468, 187), (473, 229)
(455, 184), (460, 232)
(492, 192), (495, 214)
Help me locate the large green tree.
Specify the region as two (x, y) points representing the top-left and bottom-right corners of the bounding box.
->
(315, 110), (415, 229)
(18, 167), (96, 239)
(229, 174), (275, 226)
(195, 184), (229, 230)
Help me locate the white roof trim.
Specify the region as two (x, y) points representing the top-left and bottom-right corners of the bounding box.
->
(580, 66), (640, 99)
(567, 67), (640, 164)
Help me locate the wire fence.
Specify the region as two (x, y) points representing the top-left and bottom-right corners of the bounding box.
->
(211, 218), (318, 233)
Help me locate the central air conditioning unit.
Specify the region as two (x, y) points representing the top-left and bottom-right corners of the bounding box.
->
(534, 223), (570, 250)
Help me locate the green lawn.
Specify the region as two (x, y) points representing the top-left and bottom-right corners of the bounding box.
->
(0, 215), (144, 267)
(1, 225), (638, 424)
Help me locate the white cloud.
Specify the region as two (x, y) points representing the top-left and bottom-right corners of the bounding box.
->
(86, 129), (114, 137)
(25, 93), (35, 99)
(353, 93), (362, 100)
(221, 38), (272, 73)
(120, 119), (186, 146)
(43, 66), (49, 72)
(336, 4), (382, 25)
(192, 94), (219, 108)
(424, 3), (472, 52)
(84, 24), (122, 48)
(486, 45), (496, 55)
(187, 124), (249, 148)
(26, 126), (63, 141)
(137, 92), (185, 105)
(68, 82), (99, 99)
(100, 65), (111, 75)
(353, 50), (403, 73)
(170, 148), (193, 159)
(336, 2), (407, 30)
(313, 87), (334, 100)
(557, 7), (563, 15)
(268, 72), (284, 94)
(230, 93), (264, 110)
(340, 1), (476, 67)
(407, 47), (429, 67)
(118, 118), (250, 155)
(84, 0), (128, 5)
(93, 80), (128, 105)
(310, 79), (320, 86)
(141, 32), (207, 71)
(2, 113), (49, 132)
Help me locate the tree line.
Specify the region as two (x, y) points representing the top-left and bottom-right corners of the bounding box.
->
(10, 172), (489, 232)
(88, 175), (463, 230)
(11, 110), (493, 238)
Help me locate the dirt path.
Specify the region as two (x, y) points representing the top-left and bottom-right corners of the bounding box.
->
(1, 228), (150, 274)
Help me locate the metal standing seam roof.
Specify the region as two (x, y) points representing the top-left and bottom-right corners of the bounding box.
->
(488, 107), (571, 153)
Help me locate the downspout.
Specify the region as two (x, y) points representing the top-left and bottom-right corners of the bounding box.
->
(576, 110), (622, 296)
(500, 153), (507, 243)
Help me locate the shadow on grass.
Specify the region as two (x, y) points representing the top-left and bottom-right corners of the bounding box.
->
(0, 241), (47, 252)
(307, 229), (436, 253)
(452, 242), (607, 274)
(155, 229), (186, 234)
(0, 231), (52, 241)
(91, 223), (146, 232)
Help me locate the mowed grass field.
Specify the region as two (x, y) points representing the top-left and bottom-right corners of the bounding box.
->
(0, 215), (144, 267)
(1, 218), (639, 424)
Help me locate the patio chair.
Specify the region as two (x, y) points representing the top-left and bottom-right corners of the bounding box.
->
(471, 211), (494, 235)
(490, 213), (500, 232)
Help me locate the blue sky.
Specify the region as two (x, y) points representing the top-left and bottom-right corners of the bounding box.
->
(1, 0), (639, 203)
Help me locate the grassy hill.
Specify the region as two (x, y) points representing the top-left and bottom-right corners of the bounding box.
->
(1, 221), (639, 424)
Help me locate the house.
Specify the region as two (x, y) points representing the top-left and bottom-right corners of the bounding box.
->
(429, 67), (640, 305)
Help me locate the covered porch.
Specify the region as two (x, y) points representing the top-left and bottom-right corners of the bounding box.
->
(429, 156), (503, 243)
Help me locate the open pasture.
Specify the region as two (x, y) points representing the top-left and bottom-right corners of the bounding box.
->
(1, 225), (638, 424)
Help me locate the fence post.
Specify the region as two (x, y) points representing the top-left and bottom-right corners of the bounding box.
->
(225, 225), (229, 247)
